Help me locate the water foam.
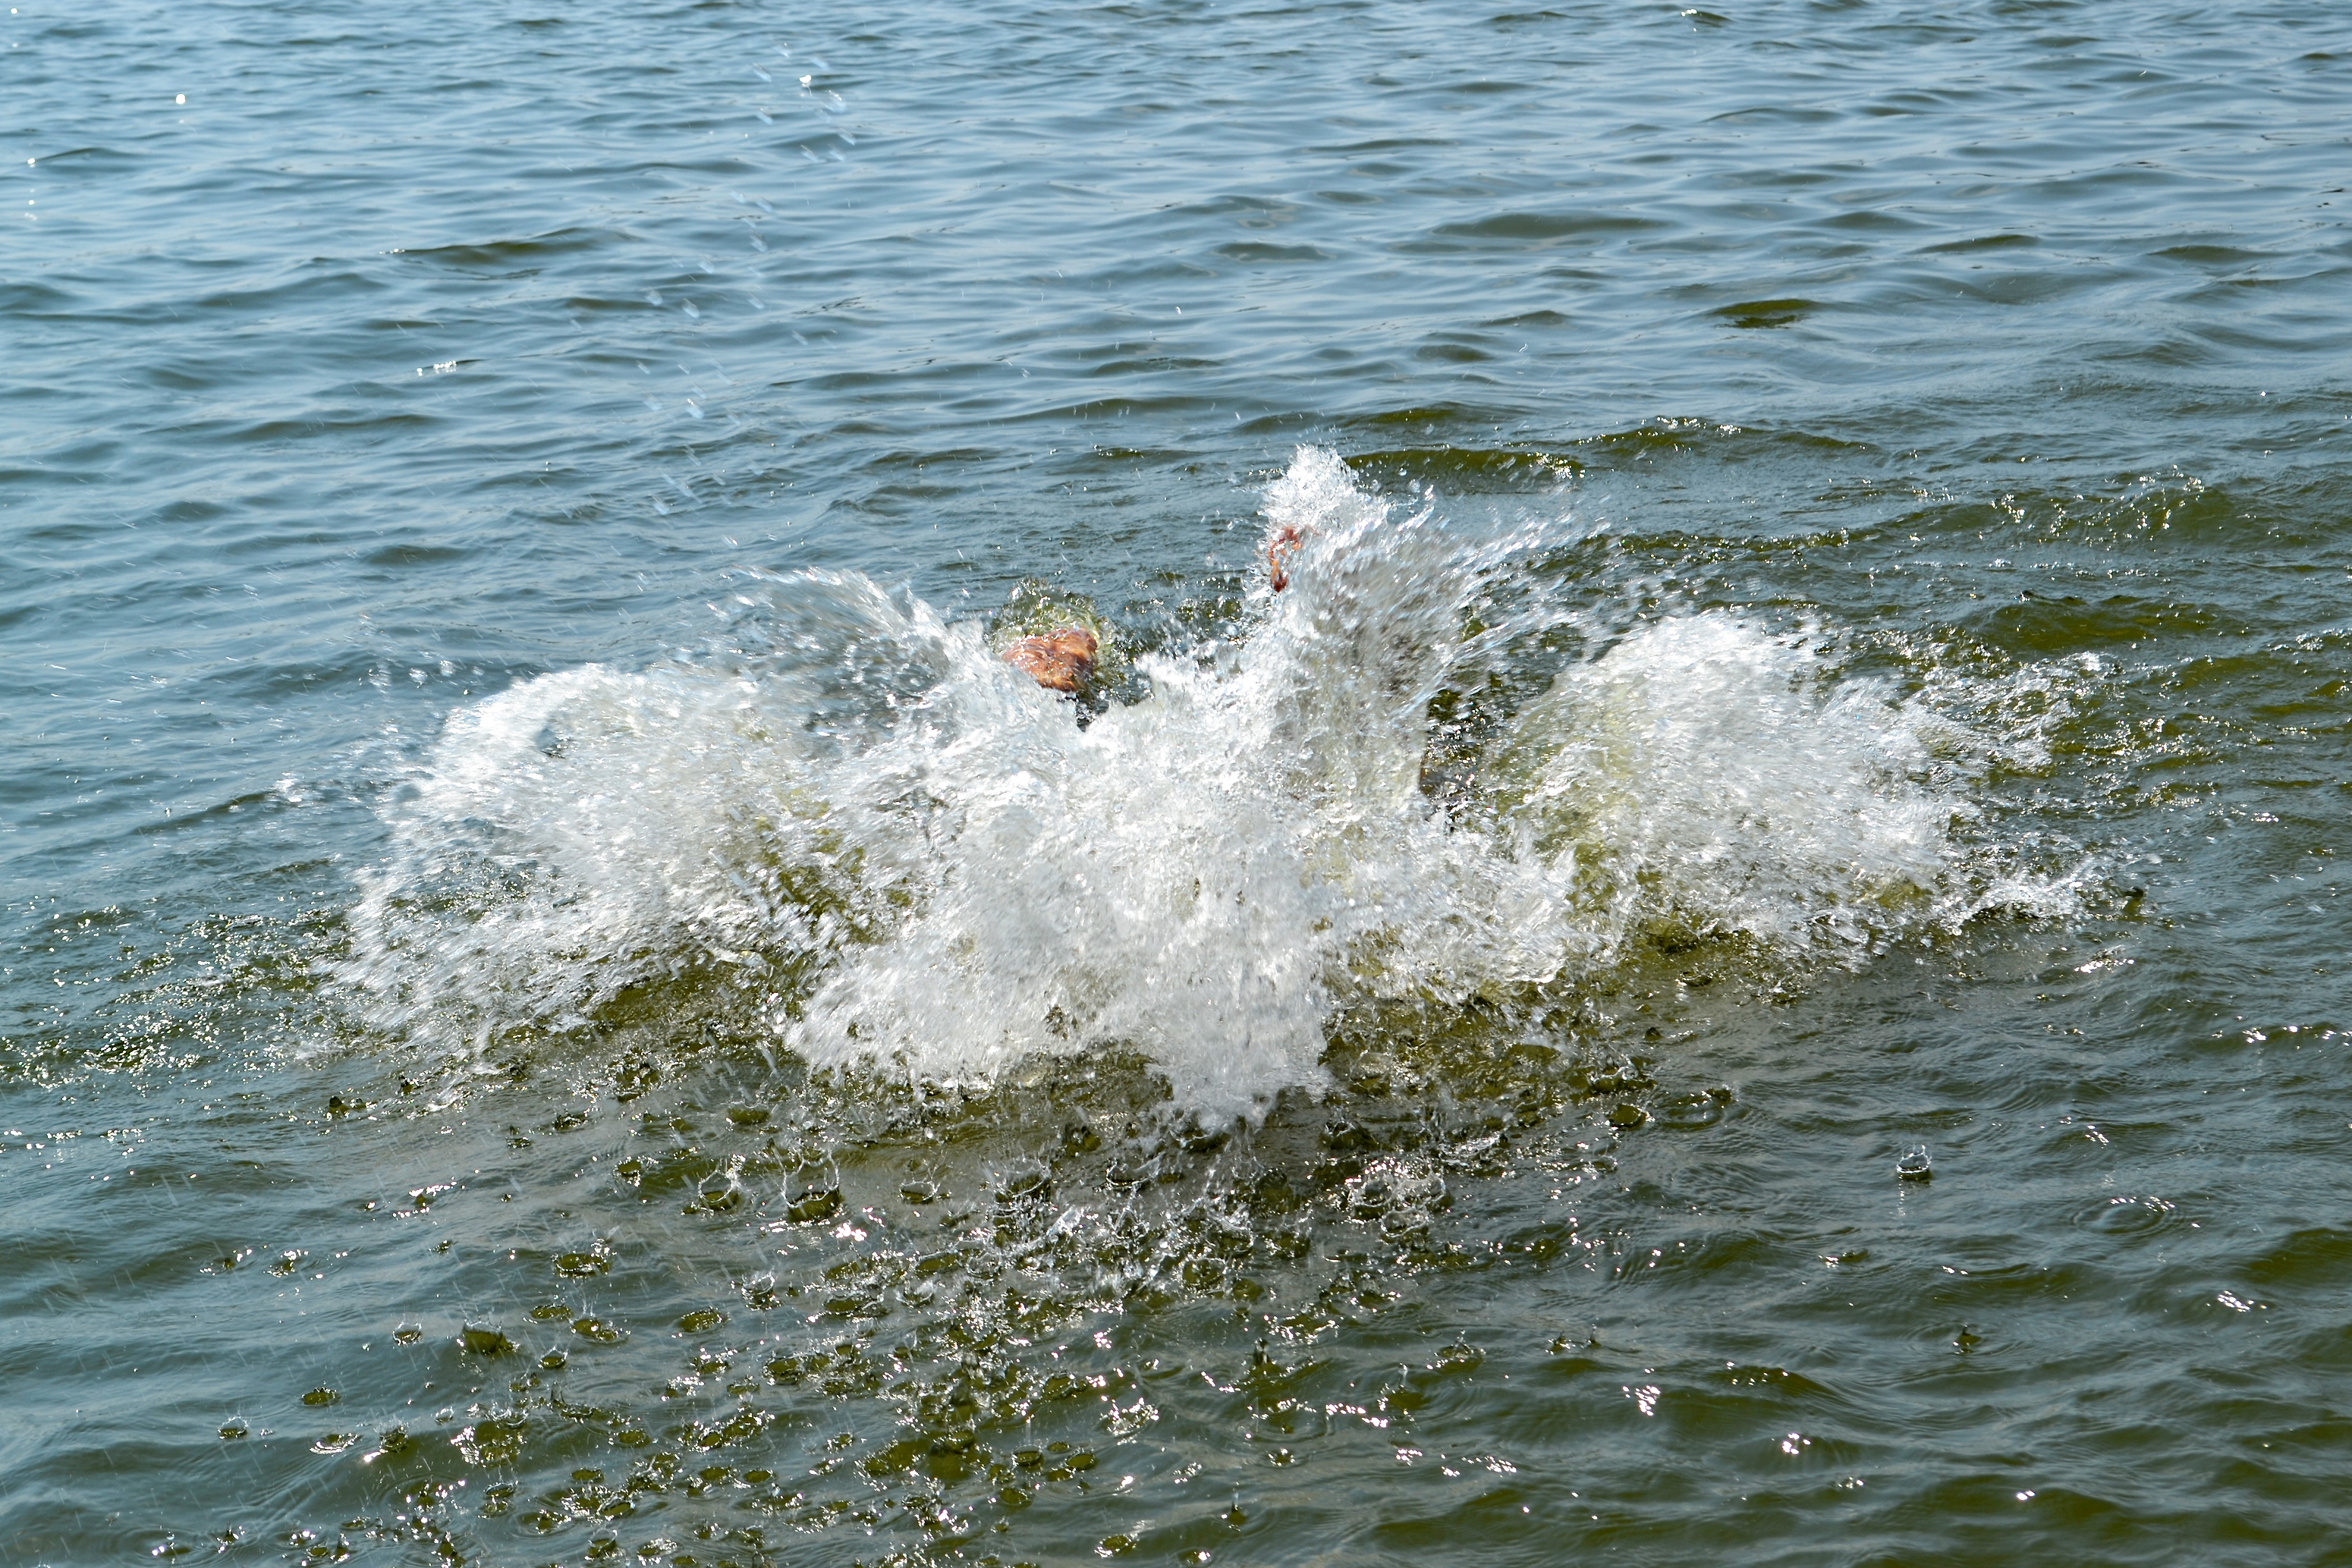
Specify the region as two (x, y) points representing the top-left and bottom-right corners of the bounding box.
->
(343, 448), (1997, 1118)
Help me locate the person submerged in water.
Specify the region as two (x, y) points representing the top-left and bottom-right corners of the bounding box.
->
(1001, 626), (1099, 692)
(1000, 526), (1306, 692)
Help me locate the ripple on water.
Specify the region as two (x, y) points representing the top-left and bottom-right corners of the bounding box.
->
(7, 0), (2352, 1560)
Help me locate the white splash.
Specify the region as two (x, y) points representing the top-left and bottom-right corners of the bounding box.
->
(343, 448), (2011, 1118)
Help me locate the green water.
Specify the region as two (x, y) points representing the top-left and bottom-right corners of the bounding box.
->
(8, 0), (2352, 1563)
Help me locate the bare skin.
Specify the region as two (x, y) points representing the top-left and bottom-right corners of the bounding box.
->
(1266, 523), (1306, 592)
(1002, 627), (1099, 692)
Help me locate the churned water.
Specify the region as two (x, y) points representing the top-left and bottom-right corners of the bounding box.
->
(7, 0), (2350, 1563)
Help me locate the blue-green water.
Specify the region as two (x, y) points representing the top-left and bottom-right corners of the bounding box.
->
(8, 0), (2352, 1562)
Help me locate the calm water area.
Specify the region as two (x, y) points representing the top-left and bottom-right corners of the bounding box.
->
(7, 0), (2352, 1562)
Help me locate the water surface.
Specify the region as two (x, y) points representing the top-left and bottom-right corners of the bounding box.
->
(8, 1), (2352, 1563)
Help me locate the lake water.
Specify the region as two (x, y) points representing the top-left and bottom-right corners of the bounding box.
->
(8, 0), (2352, 1562)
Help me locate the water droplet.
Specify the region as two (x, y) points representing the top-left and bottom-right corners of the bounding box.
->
(458, 1323), (514, 1355)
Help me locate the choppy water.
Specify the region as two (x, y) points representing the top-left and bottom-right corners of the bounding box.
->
(8, 0), (2352, 1562)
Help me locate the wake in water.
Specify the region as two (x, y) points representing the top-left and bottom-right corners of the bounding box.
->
(341, 448), (2035, 1118)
